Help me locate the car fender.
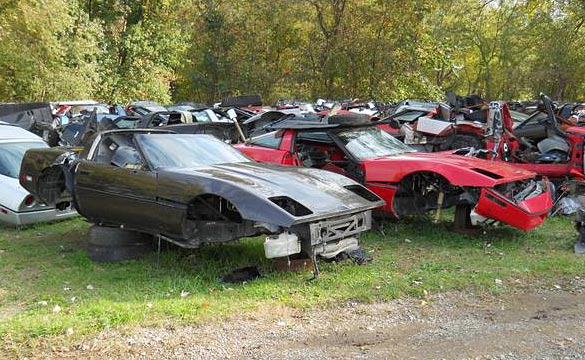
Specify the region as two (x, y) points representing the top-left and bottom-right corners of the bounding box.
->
(362, 154), (535, 188)
(157, 165), (383, 228)
(0, 176), (30, 212)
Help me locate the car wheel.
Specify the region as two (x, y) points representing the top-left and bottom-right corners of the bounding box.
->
(454, 204), (473, 229)
(86, 225), (153, 262)
(449, 134), (483, 150)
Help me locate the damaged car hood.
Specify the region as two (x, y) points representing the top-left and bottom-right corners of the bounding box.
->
(363, 152), (538, 187)
(159, 161), (384, 224)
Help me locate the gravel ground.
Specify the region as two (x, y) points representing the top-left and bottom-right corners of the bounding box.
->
(24, 278), (585, 359)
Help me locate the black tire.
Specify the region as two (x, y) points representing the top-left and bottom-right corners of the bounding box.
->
(449, 134), (483, 150)
(86, 225), (153, 262)
(328, 113), (371, 126)
(454, 204), (473, 229)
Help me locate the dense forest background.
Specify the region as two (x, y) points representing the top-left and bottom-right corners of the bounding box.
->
(0, 0), (584, 104)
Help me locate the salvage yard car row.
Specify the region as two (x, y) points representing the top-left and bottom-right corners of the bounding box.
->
(1, 92), (583, 275)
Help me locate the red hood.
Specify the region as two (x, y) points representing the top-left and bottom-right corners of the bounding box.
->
(363, 152), (537, 187)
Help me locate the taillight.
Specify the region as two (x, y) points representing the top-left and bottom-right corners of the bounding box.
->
(24, 195), (36, 207)
(20, 173), (32, 183)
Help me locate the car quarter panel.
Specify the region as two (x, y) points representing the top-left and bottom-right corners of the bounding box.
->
(19, 147), (74, 203)
(237, 146), (290, 164)
(235, 129), (298, 165)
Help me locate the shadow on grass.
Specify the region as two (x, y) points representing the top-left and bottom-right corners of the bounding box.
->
(368, 215), (529, 251)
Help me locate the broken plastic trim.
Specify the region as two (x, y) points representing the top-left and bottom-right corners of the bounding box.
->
(494, 179), (545, 204)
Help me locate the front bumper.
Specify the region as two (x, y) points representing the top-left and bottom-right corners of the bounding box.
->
(0, 206), (78, 226)
(474, 187), (553, 231)
(284, 210), (372, 259)
(309, 211), (371, 245)
(309, 211), (371, 258)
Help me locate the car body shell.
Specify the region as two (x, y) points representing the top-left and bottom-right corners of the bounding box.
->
(19, 130), (383, 256)
(234, 123), (553, 231)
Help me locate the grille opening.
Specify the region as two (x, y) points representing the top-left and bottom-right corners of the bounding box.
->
(344, 185), (382, 202)
(471, 168), (503, 179)
(269, 196), (313, 216)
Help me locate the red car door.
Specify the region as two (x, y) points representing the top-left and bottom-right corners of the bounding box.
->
(235, 130), (300, 165)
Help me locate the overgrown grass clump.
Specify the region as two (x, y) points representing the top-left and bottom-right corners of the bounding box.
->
(0, 214), (582, 351)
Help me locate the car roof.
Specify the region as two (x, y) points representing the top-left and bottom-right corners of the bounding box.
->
(0, 124), (43, 141)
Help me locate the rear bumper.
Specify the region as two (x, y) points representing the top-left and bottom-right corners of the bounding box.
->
(474, 187), (553, 231)
(0, 206), (78, 226)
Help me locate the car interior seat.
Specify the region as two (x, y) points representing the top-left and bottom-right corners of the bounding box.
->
(111, 146), (143, 169)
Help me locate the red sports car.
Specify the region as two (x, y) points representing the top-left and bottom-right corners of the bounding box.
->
(235, 118), (553, 231)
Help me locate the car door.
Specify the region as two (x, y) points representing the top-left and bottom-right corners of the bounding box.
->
(73, 144), (159, 233)
(237, 130), (299, 165)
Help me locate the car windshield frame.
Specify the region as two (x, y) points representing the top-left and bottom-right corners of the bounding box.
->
(515, 111), (548, 130)
(333, 126), (415, 160)
(135, 134), (251, 169)
(0, 141), (47, 178)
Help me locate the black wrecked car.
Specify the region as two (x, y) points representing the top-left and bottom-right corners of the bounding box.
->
(19, 129), (384, 275)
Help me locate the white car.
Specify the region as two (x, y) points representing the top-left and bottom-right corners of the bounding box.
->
(0, 124), (77, 226)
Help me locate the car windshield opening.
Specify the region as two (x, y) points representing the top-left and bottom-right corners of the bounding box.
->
(336, 126), (415, 160)
(0, 141), (47, 178)
(136, 134), (250, 168)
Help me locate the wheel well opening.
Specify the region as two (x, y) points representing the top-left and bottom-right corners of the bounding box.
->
(393, 171), (463, 216)
(187, 194), (243, 223)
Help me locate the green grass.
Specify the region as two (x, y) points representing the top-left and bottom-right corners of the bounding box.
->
(0, 214), (583, 353)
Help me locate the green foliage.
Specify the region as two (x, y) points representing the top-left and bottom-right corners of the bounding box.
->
(0, 0), (584, 103)
(0, 0), (103, 101)
(1, 214), (584, 354)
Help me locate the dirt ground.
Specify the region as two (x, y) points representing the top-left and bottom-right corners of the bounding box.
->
(29, 277), (585, 360)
